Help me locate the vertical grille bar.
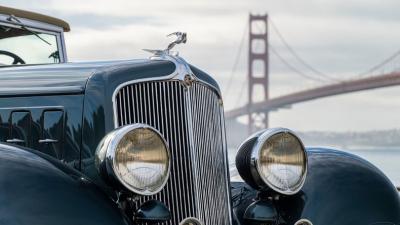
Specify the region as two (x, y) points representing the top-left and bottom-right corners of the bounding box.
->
(115, 80), (231, 225)
(188, 83), (231, 225)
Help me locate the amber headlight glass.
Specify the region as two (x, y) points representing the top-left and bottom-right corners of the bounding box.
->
(236, 128), (307, 195)
(96, 124), (170, 195)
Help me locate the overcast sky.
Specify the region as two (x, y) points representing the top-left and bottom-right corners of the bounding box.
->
(5, 0), (400, 132)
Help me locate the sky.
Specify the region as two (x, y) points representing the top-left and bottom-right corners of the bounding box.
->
(4, 0), (400, 132)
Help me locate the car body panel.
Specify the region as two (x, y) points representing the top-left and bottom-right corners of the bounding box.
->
(0, 143), (129, 225)
(0, 94), (84, 163)
(292, 148), (400, 224)
(232, 148), (400, 225)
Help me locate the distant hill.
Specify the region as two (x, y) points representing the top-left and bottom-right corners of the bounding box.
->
(226, 119), (400, 149)
(297, 130), (400, 149)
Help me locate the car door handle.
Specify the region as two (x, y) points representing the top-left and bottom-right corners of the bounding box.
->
(6, 138), (25, 143)
(38, 139), (58, 144)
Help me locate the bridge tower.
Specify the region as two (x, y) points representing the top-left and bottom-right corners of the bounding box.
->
(247, 14), (269, 134)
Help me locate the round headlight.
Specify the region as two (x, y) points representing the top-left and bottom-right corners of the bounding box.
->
(236, 128), (307, 195)
(96, 124), (170, 195)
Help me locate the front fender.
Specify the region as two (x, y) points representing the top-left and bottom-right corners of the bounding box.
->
(0, 143), (129, 225)
(232, 148), (400, 225)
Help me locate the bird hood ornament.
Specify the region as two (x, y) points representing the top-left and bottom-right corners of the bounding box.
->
(143, 32), (187, 56)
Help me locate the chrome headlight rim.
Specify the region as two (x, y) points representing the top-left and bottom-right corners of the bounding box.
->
(98, 123), (171, 196)
(251, 128), (308, 195)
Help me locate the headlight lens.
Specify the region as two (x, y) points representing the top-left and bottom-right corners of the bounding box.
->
(96, 124), (170, 195)
(236, 128), (307, 195)
(256, 130), (307, 194)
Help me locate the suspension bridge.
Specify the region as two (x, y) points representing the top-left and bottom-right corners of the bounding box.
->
(224, 14), (400, 134)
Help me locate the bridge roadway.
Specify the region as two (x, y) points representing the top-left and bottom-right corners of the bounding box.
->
(225, 71), (400, 119)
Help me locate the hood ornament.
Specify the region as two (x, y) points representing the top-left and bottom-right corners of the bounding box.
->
(144, 32), (187, 56)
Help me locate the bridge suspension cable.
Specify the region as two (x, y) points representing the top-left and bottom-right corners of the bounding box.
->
(268, 17), (340, 82)
(224, 22), (248, 97)
(251, 18), (331, 83)
(269, 44), (327, 82)
(234, 77), (247, 109)
(358, 49), (400, 77)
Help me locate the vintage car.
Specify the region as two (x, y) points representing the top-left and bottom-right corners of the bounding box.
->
(0, 5), (399, 225)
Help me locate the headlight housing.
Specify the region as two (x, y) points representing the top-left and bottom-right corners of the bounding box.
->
(235, 128), (307, 195)
(95, 124), (170, 195)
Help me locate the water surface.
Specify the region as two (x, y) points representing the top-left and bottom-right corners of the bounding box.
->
(228, 147), (400, 186)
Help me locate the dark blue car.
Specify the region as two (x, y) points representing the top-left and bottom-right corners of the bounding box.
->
(0, 5), (398, 225)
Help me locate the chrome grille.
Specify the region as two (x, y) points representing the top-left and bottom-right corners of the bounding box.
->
(114, 80), (232, 225)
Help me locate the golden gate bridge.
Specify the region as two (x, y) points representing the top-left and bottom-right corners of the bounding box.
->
(224, 14), (400, 134)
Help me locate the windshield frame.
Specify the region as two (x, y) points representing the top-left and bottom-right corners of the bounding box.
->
(0, 13), (67, 64)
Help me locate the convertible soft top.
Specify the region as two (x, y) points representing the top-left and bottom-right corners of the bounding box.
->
(0, 5), (70, 32)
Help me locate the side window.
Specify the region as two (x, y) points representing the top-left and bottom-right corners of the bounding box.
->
(39, 110), (64, 159)
(7, 111), (31, 146)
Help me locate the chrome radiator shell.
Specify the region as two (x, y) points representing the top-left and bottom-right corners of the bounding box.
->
(113, 79), (232, 225)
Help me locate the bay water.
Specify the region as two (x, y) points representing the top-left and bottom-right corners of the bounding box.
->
(228, 147), (400, 186)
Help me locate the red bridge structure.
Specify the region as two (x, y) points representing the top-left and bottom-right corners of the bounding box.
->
(224, 13), (400, 134)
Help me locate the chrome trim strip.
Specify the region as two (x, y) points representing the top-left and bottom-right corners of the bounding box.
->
(6, 138), (25, 143)
(38, 139), (58, 144)
(0, 86), (83, 96)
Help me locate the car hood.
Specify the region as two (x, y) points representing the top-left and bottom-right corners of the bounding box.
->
(0, 60), (156, 97)
(0, 59), (220, 97)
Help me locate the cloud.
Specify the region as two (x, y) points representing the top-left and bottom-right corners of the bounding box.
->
(3, 0), (400, 131)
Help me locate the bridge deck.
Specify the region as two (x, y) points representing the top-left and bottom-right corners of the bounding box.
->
(225, 72), (400, 119)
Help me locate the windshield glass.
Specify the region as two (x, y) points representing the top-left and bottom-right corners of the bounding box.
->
(0, 26), (59, 66)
